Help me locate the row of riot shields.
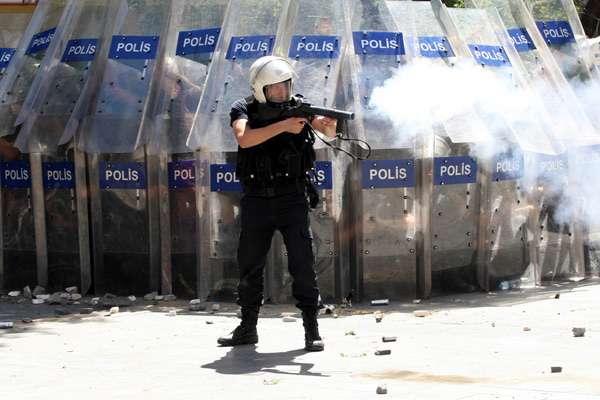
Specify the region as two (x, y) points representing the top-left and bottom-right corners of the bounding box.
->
(346, 0), (599, 300)
(0, 0), (597, 302)
(466, 0), (600, 282)
(518, 0), (600, 278)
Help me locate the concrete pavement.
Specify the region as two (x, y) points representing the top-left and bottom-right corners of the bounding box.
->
(1, 280), (599, 399)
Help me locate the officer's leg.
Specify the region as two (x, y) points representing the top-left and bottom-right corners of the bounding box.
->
(218, 195), (274, 346)
(277, 196), (319, 309)
(236, 196), (275, 307)
(277, 193), (323, 351)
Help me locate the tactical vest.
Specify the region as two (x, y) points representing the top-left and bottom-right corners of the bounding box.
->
(236, 96), (316, 190)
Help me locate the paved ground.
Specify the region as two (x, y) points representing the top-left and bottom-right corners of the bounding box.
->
(1, 279), (600, 399)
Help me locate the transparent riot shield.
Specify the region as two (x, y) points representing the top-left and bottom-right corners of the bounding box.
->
(0, 0), (69, 137)
(467, 0), (597, 145)
(441, 3), (585, 288)
(0, 157), (36, 291)
(441, 6), (532, 291)
(524, 0), (600, 124)
(0, 8), (33, 290)
(523, 151), (583, 282)
(0, 10), (32, 83)
(343, 0), (419, 301)
(149, 0), (228, 297)
(262, 0), (351, 304)
(186, 0), (291, 301)
(69, 0), (170, 295)
(573, 145), (600, 276)
(11, 1), (120, 294)
(0, 0), (69, 291)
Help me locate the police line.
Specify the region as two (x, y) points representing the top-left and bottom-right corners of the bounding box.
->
(0, 0), (594, 301)
(3, 151), (566, 191)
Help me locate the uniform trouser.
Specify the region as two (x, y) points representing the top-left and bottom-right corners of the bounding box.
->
(237, 191), (320, 311)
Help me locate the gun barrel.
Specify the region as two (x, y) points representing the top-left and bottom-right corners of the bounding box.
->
(305, 105), (354, 121)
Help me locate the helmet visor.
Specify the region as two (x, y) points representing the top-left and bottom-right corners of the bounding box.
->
(264, 79), (292, 103)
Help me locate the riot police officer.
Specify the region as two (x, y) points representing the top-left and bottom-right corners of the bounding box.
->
(217, 56), (337, 352)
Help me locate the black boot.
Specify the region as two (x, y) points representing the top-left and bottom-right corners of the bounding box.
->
(217, 307), (259, 346)
(302, 309), (324, 352)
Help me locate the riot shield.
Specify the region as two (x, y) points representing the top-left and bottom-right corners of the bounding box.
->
(0, 0), (69, 137)
(75, 2), (168, 154)
(0, 0), (68, 291)
(468, 0), (597, 145)
(524, 0), (600, 126)
(71, 0), (170, 295)
(343, 0), (419, 301)
(0, 6), (33, 290)
(441, 5), (532, 291)
(150, 0), (228, 296)
(573, 145), (600, 277)
(186, 0), (291, 301)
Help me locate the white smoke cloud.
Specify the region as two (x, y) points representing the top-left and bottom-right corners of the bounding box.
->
(368, 57), (568, 157)
(367, 55), (600, 228)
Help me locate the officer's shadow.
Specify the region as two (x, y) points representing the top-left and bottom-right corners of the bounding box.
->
(202, 345), (329, 377)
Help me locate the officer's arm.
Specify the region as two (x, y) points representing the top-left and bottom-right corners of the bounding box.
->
(232, 117), (307, 148)
(232, 118), (283, 148)
(311, 116), (337, 138)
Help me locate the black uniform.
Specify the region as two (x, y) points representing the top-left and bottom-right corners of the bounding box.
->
(230, 97), (320, 312)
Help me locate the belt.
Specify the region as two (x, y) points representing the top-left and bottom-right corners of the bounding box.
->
(243, 180), (306, 197)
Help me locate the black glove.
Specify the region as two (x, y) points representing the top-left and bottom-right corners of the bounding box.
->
(306, 180), (320, 209)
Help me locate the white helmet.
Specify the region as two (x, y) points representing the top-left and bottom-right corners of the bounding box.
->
(248, 56), (295, 103)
